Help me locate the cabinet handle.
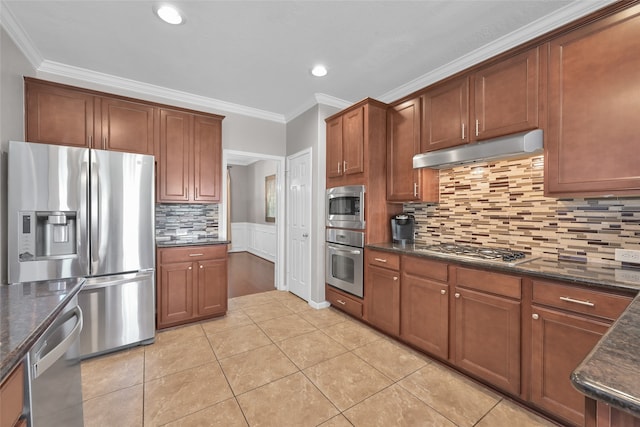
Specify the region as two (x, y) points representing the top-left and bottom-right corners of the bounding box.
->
(461, 123), (465, 140)
(475, 119), (479, 136)
(336, 299), (346, 305)
(532, 313), (539, 320)
(189, 253), (204, 257)
(440, 289), (446, 295)
(559, 296), (595, 307)
(337, 162), (341, 174)
(374, 258), (387, 263)
(413, 182), (418, 197)
(88, 135), (93, 147)
(343, 161), (347, 172)
(454, 292), (460, 299)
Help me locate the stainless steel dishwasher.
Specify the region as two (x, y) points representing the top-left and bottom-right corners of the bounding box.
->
(27, 294), (84, 426)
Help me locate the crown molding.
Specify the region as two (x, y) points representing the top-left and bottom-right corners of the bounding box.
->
(378, 0), (618, 103)
(37, 60), (286, 123)
(284, 93), (351, 122)
(0, 1), (43, 69)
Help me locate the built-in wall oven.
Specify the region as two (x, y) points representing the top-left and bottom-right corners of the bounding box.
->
(326, 228), (364, 298)
(326, 185), (365, 230)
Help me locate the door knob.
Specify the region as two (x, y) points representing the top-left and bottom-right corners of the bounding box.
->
(302, 233), (309, 237)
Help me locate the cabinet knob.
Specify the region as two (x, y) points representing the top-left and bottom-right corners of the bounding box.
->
(393, 276), (398, 281)
(454, 292), (460, 299)
(440, 289), (446, 295)
(532, 313), (539, 320)
(188, 266), (192, 270)
(200, 265), (203, 269)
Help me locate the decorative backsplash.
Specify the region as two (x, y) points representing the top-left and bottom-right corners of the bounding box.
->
(404, 156), (640, 266)
(155, 204), (219, 243)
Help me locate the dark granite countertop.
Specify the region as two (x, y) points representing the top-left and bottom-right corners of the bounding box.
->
(0, 277), (85, 381)
(156, 237), (230, 247)
(368, 242), (640, 418)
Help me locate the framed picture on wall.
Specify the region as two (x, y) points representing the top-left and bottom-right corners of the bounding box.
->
(265, 174), (276, 222)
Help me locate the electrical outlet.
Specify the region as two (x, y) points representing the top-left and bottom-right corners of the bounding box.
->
(615, 249), (640, 264)
(615, 269), (640, 284)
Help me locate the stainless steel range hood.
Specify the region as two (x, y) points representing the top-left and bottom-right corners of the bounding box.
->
(413, 129), (543, 169)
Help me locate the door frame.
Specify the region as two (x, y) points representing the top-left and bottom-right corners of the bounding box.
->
(221, 149), (286, 290)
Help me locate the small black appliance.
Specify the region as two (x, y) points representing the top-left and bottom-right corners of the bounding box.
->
(391, 214), (415, 245)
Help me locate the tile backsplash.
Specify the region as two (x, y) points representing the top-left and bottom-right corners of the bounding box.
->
(404, 156), (640, 266)
(155, 204), (219, 243)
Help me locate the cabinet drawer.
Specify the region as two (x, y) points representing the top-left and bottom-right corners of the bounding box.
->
(456, 267), (521, 299)
(158, 244), (227, 263)
(403, 255), (448, 282)
(366, 249), (400, 270)
(326, 285), (363, 318)
(532, 280), (632, 321)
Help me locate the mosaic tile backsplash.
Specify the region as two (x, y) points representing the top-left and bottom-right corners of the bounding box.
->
(404, 156), (640, 267)
(155, 204), (219, 243)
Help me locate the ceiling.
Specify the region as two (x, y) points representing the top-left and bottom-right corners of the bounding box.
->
(1, 1), (614, 122)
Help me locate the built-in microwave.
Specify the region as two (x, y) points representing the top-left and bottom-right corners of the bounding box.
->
(326, 185), (365, 230)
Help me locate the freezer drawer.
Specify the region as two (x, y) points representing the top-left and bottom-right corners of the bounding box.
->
(78, 271), (155, 358)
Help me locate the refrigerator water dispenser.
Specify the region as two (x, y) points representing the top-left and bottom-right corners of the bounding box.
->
(19, 211), (78, 260)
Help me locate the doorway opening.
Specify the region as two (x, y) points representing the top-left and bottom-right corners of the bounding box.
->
(221, 149), (286, 293)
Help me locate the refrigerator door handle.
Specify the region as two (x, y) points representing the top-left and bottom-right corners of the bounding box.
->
(90, 151), (100, 272)
(83, 271), (155, 290)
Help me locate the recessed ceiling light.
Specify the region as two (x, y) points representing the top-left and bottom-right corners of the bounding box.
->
(156, 5), (183, 25)
(311, 65), (328, 77)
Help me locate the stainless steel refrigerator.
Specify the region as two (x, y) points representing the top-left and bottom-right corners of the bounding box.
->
(8, 141), (156, 358)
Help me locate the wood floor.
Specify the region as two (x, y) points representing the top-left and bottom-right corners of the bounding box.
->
(228, 251), (275, 298)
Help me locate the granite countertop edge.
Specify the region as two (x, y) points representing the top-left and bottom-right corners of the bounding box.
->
(367, 242), (640, 417)
(156, 238), (230, 248)
(0, 278), (85, 380)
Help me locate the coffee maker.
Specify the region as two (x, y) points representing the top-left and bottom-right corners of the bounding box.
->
(391, 214), (415, 245)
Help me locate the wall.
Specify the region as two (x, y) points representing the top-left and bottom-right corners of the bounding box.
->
(229, 166), (249, 223)
(155, 204), (218, 244)
(0, 27), (36, 284)
(405, 156), (640, 267)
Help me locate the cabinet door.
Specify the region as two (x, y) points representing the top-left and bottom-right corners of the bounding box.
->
(422, 76), (470, 151)
(531, 306), (610, 427)
(0, 362), (24, 427)
(158, 261), (195, 327)
(342, 106), (365, 176)
(25, 80), (96, 148)
(193, 115), (222, 202)
(400, 272), (448, 359)
(387, 98), (439, 202)
(196, 258), (227, 316)
(100, 97), (155, 155)
(365, 265), (400, 336)
(454, 287), (521, 395)
(326, 116), (343, 180)
(158, 109), (192, 202)
(474, 48), (539, 140)
(546, 6), (640, 196)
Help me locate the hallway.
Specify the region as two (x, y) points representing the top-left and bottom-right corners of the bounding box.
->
(228, 252), (275, 298)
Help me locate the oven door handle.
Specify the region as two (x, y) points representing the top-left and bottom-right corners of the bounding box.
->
(32, 305), (83, 379)
(327, 244), (361, 255)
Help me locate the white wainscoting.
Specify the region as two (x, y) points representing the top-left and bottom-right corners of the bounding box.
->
(229, 222), (276, 262)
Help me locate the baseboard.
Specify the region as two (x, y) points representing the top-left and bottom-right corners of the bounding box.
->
(309, 300), (330, 310)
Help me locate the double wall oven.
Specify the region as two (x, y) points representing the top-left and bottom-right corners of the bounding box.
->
(325, 185), (365, 298)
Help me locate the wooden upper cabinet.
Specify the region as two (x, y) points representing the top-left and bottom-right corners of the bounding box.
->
(342, 106), (365, 176)
(25, 79), (96, 148)
(473, 47), (539, 140)
(387, 97), (438, 202)
(546, 5), (640, 197)
(422, 76), (470, 152)
(193, 115), (222, 202)
(100, 98), (155, 155)
(326, 116), (343, 179)
(158, 108), (223, 203)
(158, 109), (191, 202)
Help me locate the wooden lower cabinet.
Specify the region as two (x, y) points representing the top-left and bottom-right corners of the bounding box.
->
(453, 267), (522, 396)
(157, 245), (228, 329)
(325, 285), (363, 319)
(591, 401), (640, 427)
(364, 249), (401, 336)
(400, 256), (449, 359)
(1, 362), (25, 427)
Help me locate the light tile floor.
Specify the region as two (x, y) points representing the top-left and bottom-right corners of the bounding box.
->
(81, 290), (560, 426)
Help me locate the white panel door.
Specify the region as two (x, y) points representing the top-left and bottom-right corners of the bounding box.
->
(286, 149), (312, 301)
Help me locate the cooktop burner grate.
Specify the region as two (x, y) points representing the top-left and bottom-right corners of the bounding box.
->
(415, 243), (534, 264)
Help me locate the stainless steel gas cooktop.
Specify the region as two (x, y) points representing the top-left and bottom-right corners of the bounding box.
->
(414, 243), (536, 266)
